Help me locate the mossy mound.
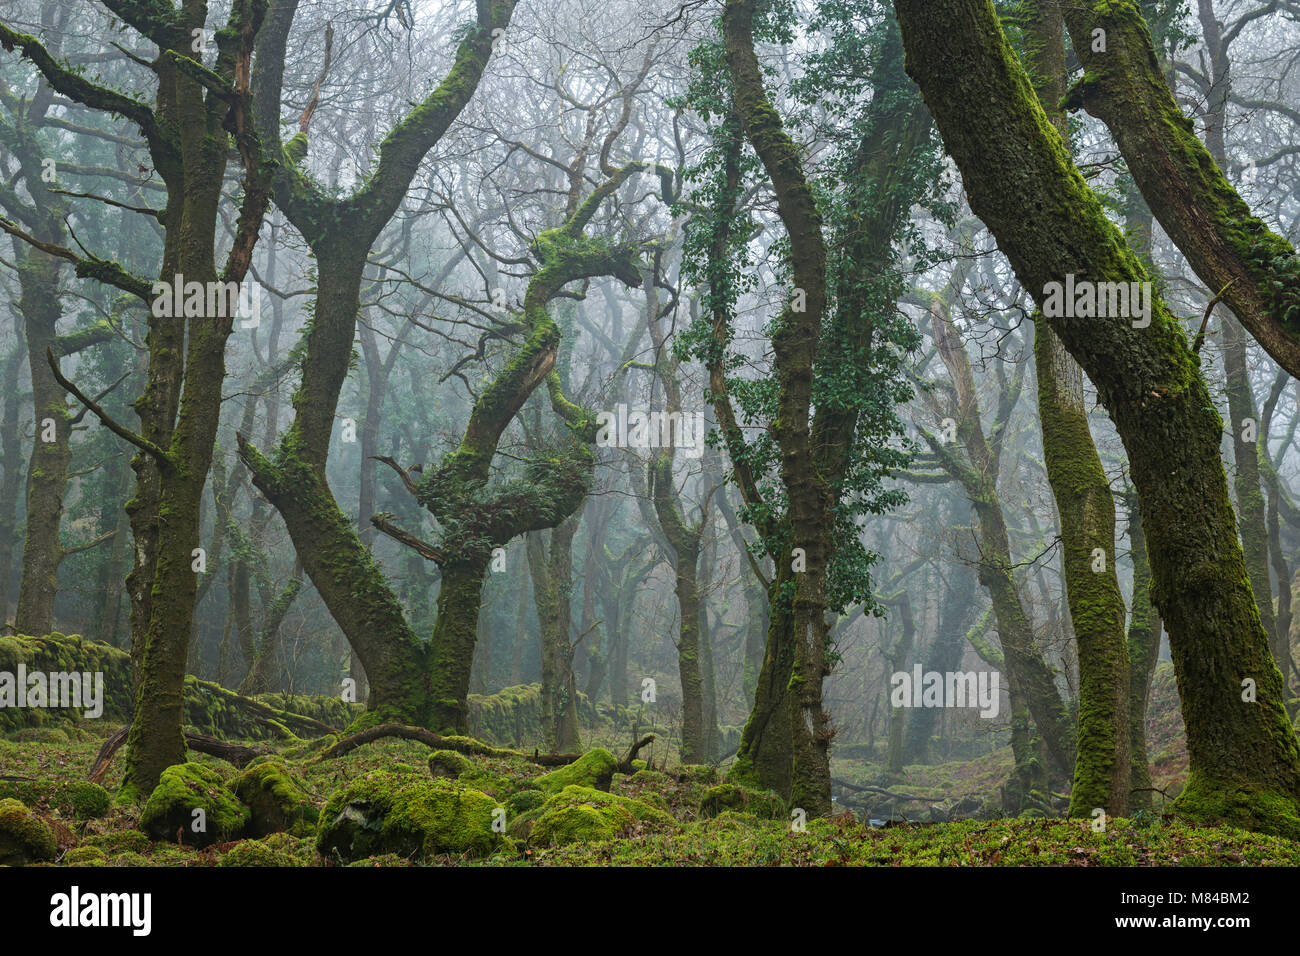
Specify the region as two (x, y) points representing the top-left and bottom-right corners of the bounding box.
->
(220, 833), (315, 867)
(232, 760), (318, 837)
(526, 785), (675, 846)
(504, 788), (546, 816)
(140, 763), (249, 847)
(676, 764), (719, 784)
(535, 748), (618, 792)
(316, 770), (507, 862)
(629, 768), (670, 786)
(428, 750), (473, 778)
(63, 845), (107, 865)
(0, 797), (57, 864)
(0, 779), (111, 818)
(699, 784), (785, 820)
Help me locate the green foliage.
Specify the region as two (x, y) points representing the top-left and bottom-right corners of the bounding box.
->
(675, 2), (949, 617)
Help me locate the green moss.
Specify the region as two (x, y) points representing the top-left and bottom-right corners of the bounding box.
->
(428, 750), (473, 778)
(66, 782), (111, 818)
(504, 788), (546, 816)
(630, 769), (669, 786)
(316, 770), (507, 862)
(85, 829), (150, 854)
(526, 785), (676, 847)
(0, 779), (109, 818)
(0, 797), (57, 864)
(219, 833), (314, 867)
(232, 760), (319, 837)
(535, 748), (618, 792)
(140, 762), (249, 848)
(1173, 773), (1300, 841)
(699, 784), (786, 820)
(63, 845), (107, 865)
(676, 764), (719, 784)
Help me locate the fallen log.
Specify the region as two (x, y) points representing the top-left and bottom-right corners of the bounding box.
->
(183, 733), (271, 769)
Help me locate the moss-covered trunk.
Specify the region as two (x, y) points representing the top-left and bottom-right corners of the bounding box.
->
(894, 0), (1300, 837)
(238, 431), (433, 725)
(1023, 0), (1131, 817)
(724, 0), (834, 817)
(0, 344), (23, 623)
(426, 558), (492, 733)
(1124, 489), (1162, 810)
(15, 247), (68, 635)
(527, 524), (581, 753)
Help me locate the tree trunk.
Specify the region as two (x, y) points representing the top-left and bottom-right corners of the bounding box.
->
(893, 0), (1300, 836)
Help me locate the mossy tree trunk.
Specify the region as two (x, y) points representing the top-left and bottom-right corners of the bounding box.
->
(722, 0), (841, 816)
(526, 523), (582, 753)
(2, 1), (274, 797)
(1190, 4), (1279, 663)
(0, 55), (117, 636)
(236, 0), (517, 729)
(1123, 488), (1162, 811)
(1024, 0), (1131, 816)
(893, 0), (1300, 837)
(0, 343), (23, 624)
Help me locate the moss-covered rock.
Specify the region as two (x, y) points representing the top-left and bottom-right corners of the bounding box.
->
(232, 760), (318, 837)
(316, 770), (507, 862)
(140, 763), (249, 847)
(629, 768), (670, 786)
(63, 845), (107, 865)
(535, 748), (618, 792)
(526, 785), (675, 846)
(66, 781), (112, 819)
(428, 750), (473, 778)
(699, 784), (785, 820)
(220, 833), (314, 867)
(0, 797), (57, 864)
(255, 692), (360, 730)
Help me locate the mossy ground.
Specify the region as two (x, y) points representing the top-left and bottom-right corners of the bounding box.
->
(0, 701), (1288, 866)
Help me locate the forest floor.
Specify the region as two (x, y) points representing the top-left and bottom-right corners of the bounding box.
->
(0, 708), (1290, 867)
